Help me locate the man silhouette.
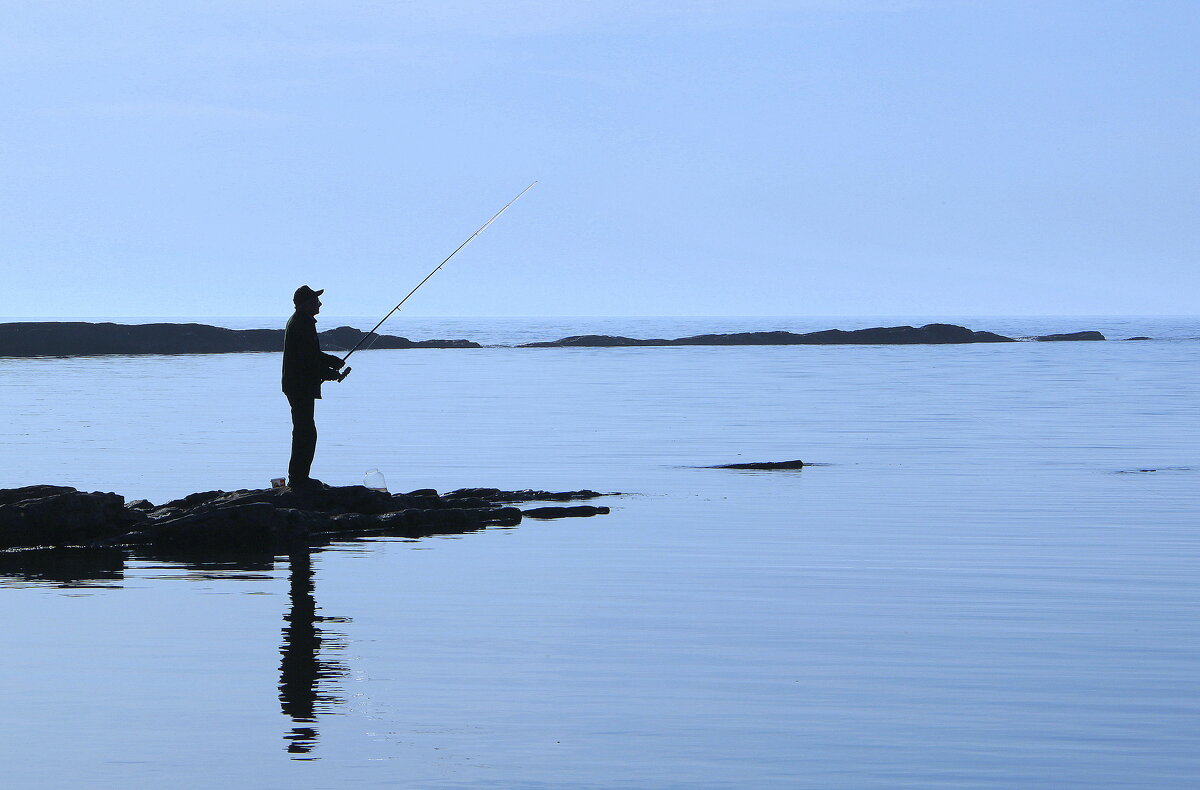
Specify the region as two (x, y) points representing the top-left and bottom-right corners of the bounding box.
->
(282, 285), (345, 488)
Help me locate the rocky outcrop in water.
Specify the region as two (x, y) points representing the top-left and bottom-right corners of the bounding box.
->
(523, 505), (611, 519)
(0, 485), (142, 549)
(0, 322), (478, 357)
(0, 484), (612, 553)
(1032, 331), (1106, 342)
(710, 460), (806, 470)
(521, 324), (1018, 347)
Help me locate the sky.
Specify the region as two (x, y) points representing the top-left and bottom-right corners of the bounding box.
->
(1, 0), (1197, 317)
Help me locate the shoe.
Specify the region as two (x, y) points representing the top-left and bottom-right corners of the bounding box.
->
(288, 477), (327, 490)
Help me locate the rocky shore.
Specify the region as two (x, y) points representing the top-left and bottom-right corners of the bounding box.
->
(0, 484), (612, 556)
(0, 321), (1119, 357)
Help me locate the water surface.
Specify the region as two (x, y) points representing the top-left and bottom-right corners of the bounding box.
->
(0, 316), (1196, 788)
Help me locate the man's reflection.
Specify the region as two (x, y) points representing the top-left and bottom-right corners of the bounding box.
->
(279, 550), (349, 757)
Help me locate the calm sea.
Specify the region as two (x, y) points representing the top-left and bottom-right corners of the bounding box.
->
(0, 316), (1197, 789)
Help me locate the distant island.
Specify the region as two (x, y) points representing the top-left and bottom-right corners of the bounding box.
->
(0, 322), (478, 357)
(520, 324), (1107, 347)
(0, 321), (1114, 357)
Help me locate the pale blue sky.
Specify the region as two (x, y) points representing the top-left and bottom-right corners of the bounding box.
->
(2, 1), (1196, 317)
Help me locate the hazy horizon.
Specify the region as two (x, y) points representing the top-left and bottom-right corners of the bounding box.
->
(3, 311), (1199, 321)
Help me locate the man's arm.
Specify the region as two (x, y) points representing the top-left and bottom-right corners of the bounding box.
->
(318, 347), (345, 381)
(287, 317), (342, 380)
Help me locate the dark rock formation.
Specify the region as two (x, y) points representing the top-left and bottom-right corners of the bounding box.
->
(1123, 336), (1152, 341)
(522, 505), (611, 519)
(1033, 331), (1106, 341)
(0, 322), (479, 357)
(0, 484), (613, 555)
(444, 488), (608, 503)
(521, 324), (1017, 347)
(0, 485), (143, 549)
(711, 460), (806, 470)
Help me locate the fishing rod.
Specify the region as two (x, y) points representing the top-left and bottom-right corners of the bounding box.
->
(335, 181), (538, 381)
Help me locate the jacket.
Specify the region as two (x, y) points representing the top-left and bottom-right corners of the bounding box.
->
(282, 312), (343, 399)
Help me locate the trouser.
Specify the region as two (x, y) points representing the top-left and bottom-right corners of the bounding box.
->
(287, 393), (318, 481)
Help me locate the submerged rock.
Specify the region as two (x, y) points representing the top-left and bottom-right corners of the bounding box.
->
(711, 460), (806, 470)
(522, 505), (611, 519)
(0, 483), (614, 554)
(445, 488), (609, 503)
(1033, 331), (1106, 341)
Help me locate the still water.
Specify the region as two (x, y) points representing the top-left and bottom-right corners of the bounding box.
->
(0, 316), (1197, 788)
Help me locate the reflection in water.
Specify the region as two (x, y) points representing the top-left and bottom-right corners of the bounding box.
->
(279, 550), (350, 758)
(1, 543), (357, 760)
(0, 546), (125, 588)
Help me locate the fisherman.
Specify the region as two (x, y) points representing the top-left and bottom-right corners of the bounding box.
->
(282, 285), (346, 489)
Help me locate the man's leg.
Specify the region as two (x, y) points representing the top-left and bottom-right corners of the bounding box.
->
(287, 394), (317, 483)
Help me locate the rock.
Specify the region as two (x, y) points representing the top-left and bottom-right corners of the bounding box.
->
(157, 485), (397, 517)
(477, 489), (610, 503)
(1123, 336), (1152, 341)
(0, 487), (139, 549)
(0, 485), (79, 505)
(158, 490), (229, 510)
(522, 506), (610, 519)
(0, 483), (612, 554)
(324, 512), (378, 534)
(481, 507), (524, 527)
(1033, 331), (1106, 341)
(443, 487), (503, 499)
(367, 506), (521, 538)
(0, 321), (479, 357)
(121, 502), (303, 551)
(712, 460), (805, 470)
